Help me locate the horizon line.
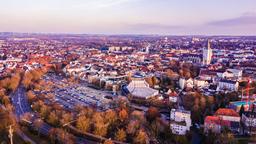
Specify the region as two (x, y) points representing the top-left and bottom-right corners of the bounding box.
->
(0, 31), (256, 37)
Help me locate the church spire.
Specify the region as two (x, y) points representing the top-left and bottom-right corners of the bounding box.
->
(208, 39), (211, 50)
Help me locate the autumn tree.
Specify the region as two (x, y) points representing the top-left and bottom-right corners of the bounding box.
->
(133, 129), (149, 144)
(92, 112), (108, 137)
(119, 109), (128, 122)
(55, 128), (75, 144)
(27, 90), (36, 102)
(104, 109), (117, 125)
(21, 112), (33, 123)
(115, 129), (127, 142)
(34, 118), (43, 136)
(145, 107), (160, 123)
(39, 104), (50, 118)
(76, 115), (91, 133)
(48, 111), (59, 126)
(60, 112), (73, 126)
(127, 120), (140, 136)
(103, 139), (114, 144)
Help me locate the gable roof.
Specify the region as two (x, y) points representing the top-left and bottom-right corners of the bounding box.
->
(215, 108), (239, 117)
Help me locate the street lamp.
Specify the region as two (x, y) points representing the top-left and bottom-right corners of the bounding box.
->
(8, 125), (14, 144)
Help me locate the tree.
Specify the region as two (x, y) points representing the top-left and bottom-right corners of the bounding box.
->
(175, 135), (189, 144)
(127, 120), (140, 136)
(27, 90), (36, 102)
(251, 104), (255, 113)
(215, 130), (238, 144)
(133, 129), (148, 144)
(145, 77), (154, 87)
(34, 118), (43, 136)
(10, 73), (21, 91)
(1, 95), (10, 106)
(239, 105), (245, 117)
(115, 129), (127, 142)
(55, 128), (75, 144)
(48, 111), (59, 126)
(39, 104), (50, 118)
(103, 139), (114, 144)
(104, 109), (117, 125)
(21, 112), (33, 123)
(60, 112), (73, 126)
(22, 72), (32, 89)
(119, 109), (128, 122)
(145, 107), (160, 123)
(76, 115), (91, 133)
(49, 128), (58, 143)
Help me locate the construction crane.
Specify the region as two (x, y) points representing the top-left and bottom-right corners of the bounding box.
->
(241, 79), (253, 108)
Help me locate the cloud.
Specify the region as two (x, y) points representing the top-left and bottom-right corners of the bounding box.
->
(207, 13), (256, 26)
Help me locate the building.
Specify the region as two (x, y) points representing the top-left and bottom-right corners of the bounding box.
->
(217, 69), (243, 81)
(204, 116), (227, 133)
(217, 79), (239, 91)
(215, 108), (240, 132)
(179, 78), (194, 89)
(166, 90), (178, 103)
(127, 74), (159, 99)
(229, 101), (256, 112)
(194, 77), (209, 88)
(202, 40), (213, 65)
(204, 108), (240, 133)
(170, 109), (191, 135)
(182, 54), (202, 64)
(242, 111), (256, 135)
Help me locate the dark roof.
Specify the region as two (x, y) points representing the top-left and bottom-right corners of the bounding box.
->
(243, 111), (256, 118)
(219, 79), (237, 84)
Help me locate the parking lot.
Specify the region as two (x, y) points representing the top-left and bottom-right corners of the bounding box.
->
(43, 74), (113, 111)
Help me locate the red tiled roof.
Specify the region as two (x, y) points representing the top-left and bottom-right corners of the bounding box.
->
(169, 92), (178, 97)
(205, 116), (230, 126)
(214, 108), (239, 117)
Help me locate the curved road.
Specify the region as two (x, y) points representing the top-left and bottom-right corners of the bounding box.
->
(12, 86), (96, 144)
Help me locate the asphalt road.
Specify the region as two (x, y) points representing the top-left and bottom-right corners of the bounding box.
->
(11, 86), (96, 144)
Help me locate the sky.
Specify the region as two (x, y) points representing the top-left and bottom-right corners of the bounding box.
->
(0, 0), (256, 35)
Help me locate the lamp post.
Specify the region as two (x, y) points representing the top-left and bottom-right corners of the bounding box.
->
(8, 125), (14, 144)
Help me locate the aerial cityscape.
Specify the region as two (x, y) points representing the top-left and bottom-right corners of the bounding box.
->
(0, 0), (256, 144)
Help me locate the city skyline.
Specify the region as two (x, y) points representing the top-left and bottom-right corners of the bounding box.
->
(0, 0), (256, 35)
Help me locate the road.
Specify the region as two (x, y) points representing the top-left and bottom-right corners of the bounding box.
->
(11, 86), (96, 144)
(12, 86), (32, 117)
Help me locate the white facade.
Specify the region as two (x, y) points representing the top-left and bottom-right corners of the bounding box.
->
(179, 78), (194, 89)
(194, 78), (209, 88)
(217, 80), (239, 91)
(217, 69), (243, 81)
(219, 115), (240, 122)
(203, 40), (213, 65)
(127, 78), (159, 99)
(170, 123), (188, 135)
(169, 96), (178, 103)
(170, 109), (192, 135)
(243, 116), (256, 127)
(242, 113), (256, 133)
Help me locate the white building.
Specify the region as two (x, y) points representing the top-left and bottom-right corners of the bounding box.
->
(217, 69), (243, 81)
(170, 122), (188, 135)
(170, 109), (192, 135)
(242, 111), (256, 135)
(217, 79), (239, 91)
(127, 76), (159, 99)
(179, 78), (194, 89)
(202, 40), (213, 65)
(194, 77), (209, 88)
(166, 89), (178, 103)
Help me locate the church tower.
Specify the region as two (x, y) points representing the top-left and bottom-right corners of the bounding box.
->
(202, 40), (213, 65)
